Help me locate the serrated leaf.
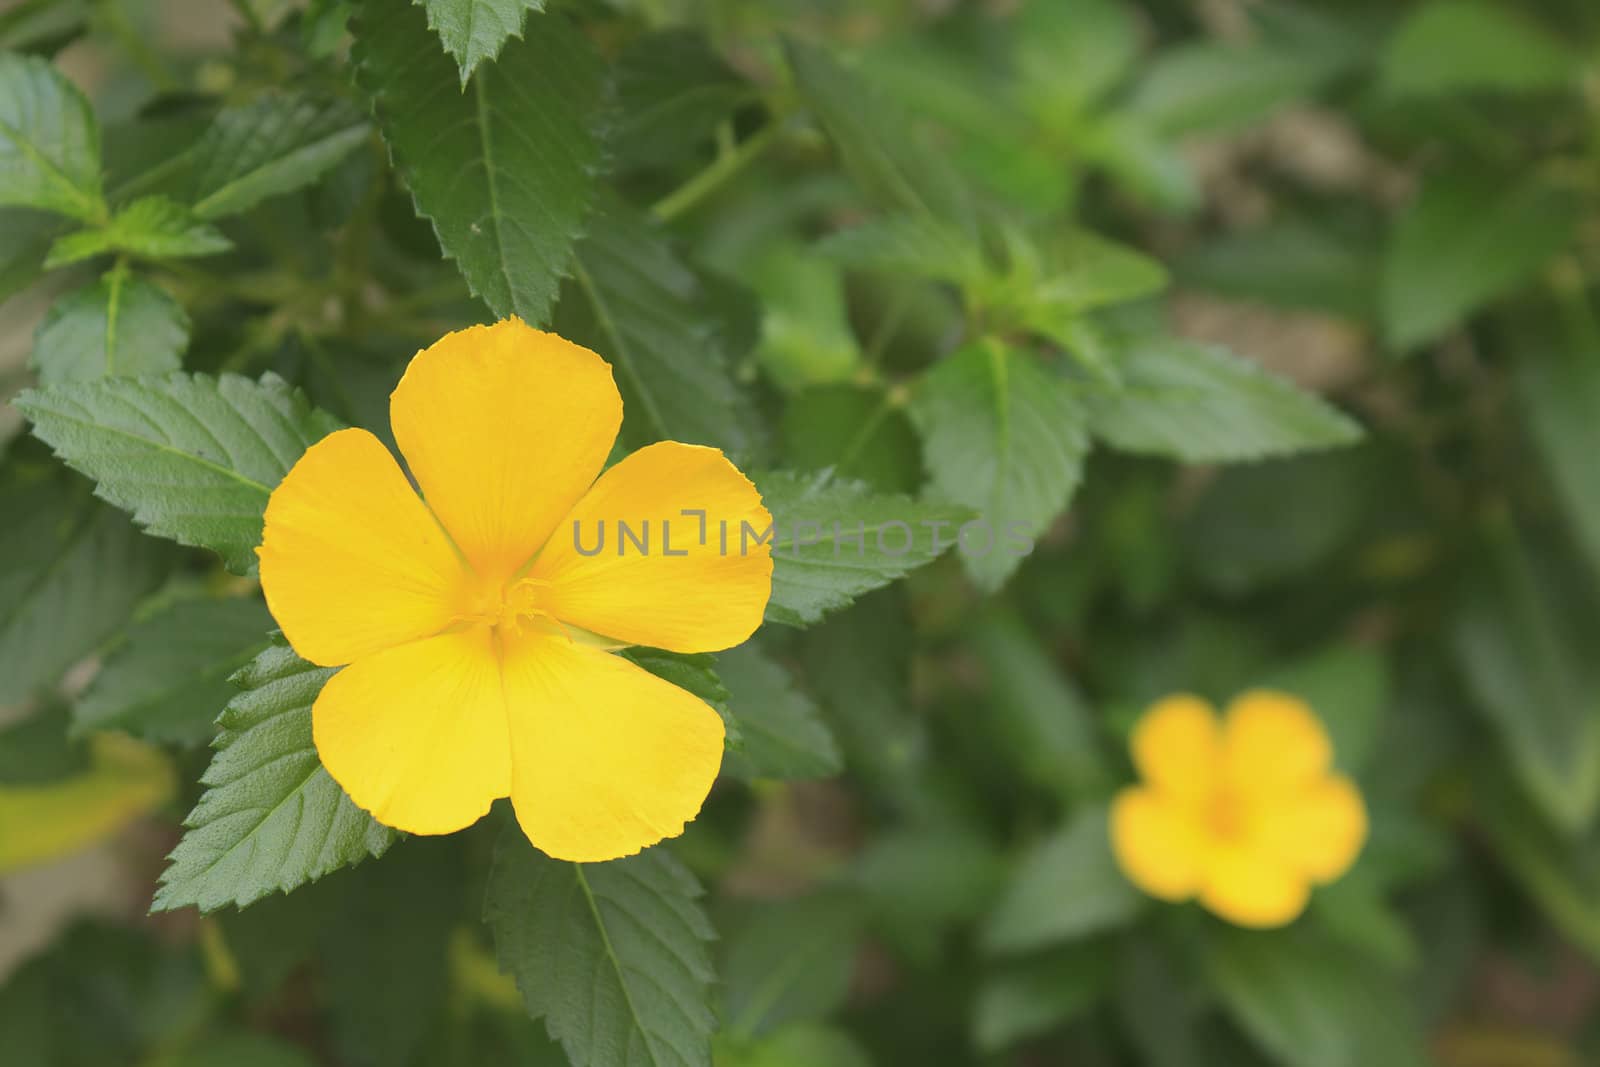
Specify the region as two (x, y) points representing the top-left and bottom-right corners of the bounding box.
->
(152, 640), (397, 913)
(755, 471), (970, 627)
(1380, 0), (1579, 98)
(30, 265), (188, 384)
(1382, 173), (1577, 351)
(485, 831), (717, 1067)
(1087, 336), (1362, 462)
(784, 38), (971, 229)
(354, 1), (603, 322)
(719, 645), (840, 781)
(417, 0), (546, 86)
(189, 91), (370, 220)
(982, 805), (1141, 954)
(557, 202), (753, 453)
(45, 195), (230, 267)
(911, 341), (1089, 590)
(17, 371), (343, 574)
(0, 471), (169, 705)
(614, 29), (750, 168)
(74, 596), (274, 745)
(0, 51), (103, 220)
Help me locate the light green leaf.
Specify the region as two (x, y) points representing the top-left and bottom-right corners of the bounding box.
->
(417, 0), (546, 86)
(1013, 0), (1139, 116)
(30, 265), (188, 384)
(152, 639), (397, 913)
(188, 91), (369, 220)
(747, 241), (861, 393)
(1452, 521), (1600, 834)
(719, 644), (840, 781)
(354, 1), (603, 322)
(817, 215), (988, 288)
(755, 471), (970, 627)
(911, 341), (1089, 590)
(982, 804), (1141, 954)
(0, 472), (169, 706)
(556, 202), (754, 453)
(784, 38), (971, 229)
(1380, 0), (1579, 98)
(1125, 41), (1346, 136)
(73, 596), (273, 745)
(720, 892), (863, 1040)
(485, 831), (716, 1067)
(1087, 336), (1362, 463)
(0, 51), (103, 220)
(1382, 173), (1577, 351)
(973, 948), (1110, 1054)
(17, 372), (342, 575)
(45, 195), (230, 267)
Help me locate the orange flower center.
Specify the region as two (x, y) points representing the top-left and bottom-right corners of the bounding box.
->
(453, 575), (563, 637)
(1206, 788), (1248, 841)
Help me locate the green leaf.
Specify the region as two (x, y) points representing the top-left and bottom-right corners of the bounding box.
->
(973, 948), (1110, 1054)
(45, 195), (230, 267)
(967, 613), (1109, 798)
(1515, 305), (1600, 580)
(911, 341), (1089, 590)
(189, 91), (370, 220)
(1087, 336), (1362, 463)
(484, 831), (717, 1067)
(0, 471), (168, 705)
(719, 644), (840, 781)
(614, 29), (749, 168)
(152, 639), (397, 913)
(621, 647), (739, 748)
(1380, 1), (1579, 98)
(784, 38), (971, 229)
(1452, 520), (1600, 834)
(417, 0), (546, 86)
(1260, 643), (1387, 775)
(755, 471), (970, 627)
(719, 892), (864, 1040)
(0, 207), (59, 302)
(717, 1025), (872, 1067)
(982, 804), (1141, 954)
(556, 202), (754, 453)
(747, 242), (861, 393)
(0, 702), (88, 785)
(353, 1), (604, 322)
(1208, 930), (1430, 1067)
(30, 265), (188, 384)
(0, 51), (103, 220)
(1125, 41), (1345, 136)
(1174, 220), (1378, 320)
(817, 215), (988, 288)
(73, 595), (274, 745)
(17, 371), (343, 574)
(781, 384), (923, 495)
(1012, 0), (1140, 116)
(167, 1033), (317, 1067)
(1382, 173), (1577, 351)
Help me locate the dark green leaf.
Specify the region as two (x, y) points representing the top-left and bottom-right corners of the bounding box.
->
(719, 644), (840, 781)
(755, 471), (970, 627)
(557, 202), (754, 453)
(973, 948), (1110, 1054)
(1088, 336), (1362, 462)
(17, 371), (342, 574)
(1380, 1), (1579, 98)
(912, 341), (1089, 590)
(189, 91), (370, 220)
(73, 595), (273, 745)
(152, 640), (397, 912)
(1516, 308), (1600, 580)
(1125, 41), (1345, 136)
(167, 1033), (318, 1067)
(614, 29), (749, 168)
(0, 702), (88, 784)
(781, 384), (923, 495)
(0, 51), (103, 220)
(30, 265), (188, 384)
(1260, 643), (1387, 775)
(1382, 174), (1577, 351)
(817, 215), (987, 288)
(720, 891), (864, 1040)
(485, 831), (717, 1067)
(982, 805), (1141, 954)
(354, 1), (604, 321)
(44, 195), (230, 266)
(417, 0), (546, 85)
(1174, 220), (1378, 320)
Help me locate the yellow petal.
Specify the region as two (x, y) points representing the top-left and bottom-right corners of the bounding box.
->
(1110, 786), (1206, 902)
(1222, 690), (1332, 795)
(531, 442), (773, 654)
(390, 320), (622, 583)
(1255, 774), (1368, 884)
(313, 629), (511, 835)
(501, 631), (725, 862)
(1131, 694), (1219, 803)
(259, 428), (467, 666)
(1199, 843), (1310, 928)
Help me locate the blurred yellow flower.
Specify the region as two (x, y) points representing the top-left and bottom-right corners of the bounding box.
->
(1110, 690), (1367, 928)
(257, 318), (772, 862)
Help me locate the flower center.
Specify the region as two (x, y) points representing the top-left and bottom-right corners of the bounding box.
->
(453, 575), (563, 637)
(1206, 788), (1247, 841)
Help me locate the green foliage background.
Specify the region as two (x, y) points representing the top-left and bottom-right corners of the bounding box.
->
(3, 0), (1600, 1064)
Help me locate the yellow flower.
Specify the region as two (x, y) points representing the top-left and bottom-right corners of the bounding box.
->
(1109, 691), (1367, 928)
(256, 319), (773, 862)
